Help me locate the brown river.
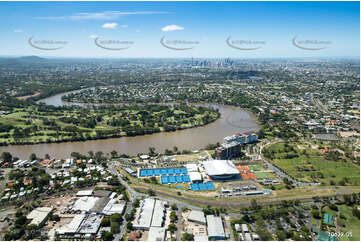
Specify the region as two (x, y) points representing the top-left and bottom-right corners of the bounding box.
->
(0, 91), (259, 159)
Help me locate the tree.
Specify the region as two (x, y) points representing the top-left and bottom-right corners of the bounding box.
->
(170, 211), (177, 224)
(1, 152), (12, 163)
(110, 213), (123, 223)
(101, 217), (110, 227)
(110, 221), (120, 234)
(147, 189), (155, 196)
(251, 199), (258, 209)
(88, 150), (94, 158)
(110, 150), (118, 158)
(148, 147), (156, 156)
(126, 221), (133, 230)
(167, 223), (178, 233)
(101, 231), (114, 241)
(171, 203), (178, 211)
(181, 232), (194, 241)
(15, 215), (27, 226)
(29, 153), (37, 161)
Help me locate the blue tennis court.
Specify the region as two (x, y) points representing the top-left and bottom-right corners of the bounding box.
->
(161, 176), (169, 184)
(182, 175), (190, 182)
(169, 176), (176, 183)
(190, 182), (215, 191)
(160, 175), (191, 184)
(139, 168), (188, 177)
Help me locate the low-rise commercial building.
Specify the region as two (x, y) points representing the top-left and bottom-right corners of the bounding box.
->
(206, 215), (226, 240)
(27, 207), (53, 227)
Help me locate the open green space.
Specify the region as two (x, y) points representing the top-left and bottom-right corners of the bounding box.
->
(0, 103), (219, 145)
(338, 205), (360, 241)
(263, 142), (360, 185)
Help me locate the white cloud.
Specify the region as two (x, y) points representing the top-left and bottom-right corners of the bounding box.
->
(89, 35), (98, 39)
(14, 29), (23, 33)
(136, 29), (141, 33)
(161, 24), (184, 32)
(102, 22), (118, 29)
(36, 11), (169, 20)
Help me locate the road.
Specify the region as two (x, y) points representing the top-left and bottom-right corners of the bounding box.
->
(108, 161), (144, 239)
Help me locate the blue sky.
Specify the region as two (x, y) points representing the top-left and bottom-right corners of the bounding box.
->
(0, 1), (359, 58)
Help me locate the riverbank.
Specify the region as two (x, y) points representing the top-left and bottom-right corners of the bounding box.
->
(0, 104), (220, 147)
(0, 90), (259, 159)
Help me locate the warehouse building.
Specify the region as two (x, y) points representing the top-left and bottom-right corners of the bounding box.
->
(133, 198), (168, 231)
(148, 227), (165, 241)
(206, 215), (226, 240)
(133, 198), (155, 230)
(27, 207), (53, 227)
(151, 200), (167, 227)
(188, 210), (206, 225)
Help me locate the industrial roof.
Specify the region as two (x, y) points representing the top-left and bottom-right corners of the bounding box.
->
(133, 198), (155, 229)
(148, 227), (165, 241)
(102, 199), (126, 216)
(186, 163), (198, 172)
(77, 214), (103, 234)
(27, 207), (53, 226)
(188, 210), (206, 224)
(76, 190), (93, 196)
(189, 172), (202, 182)
(151, 200), (166, 227)
(93, 190), (112, 197)
(73, 196), (99, 211)
(203, 160), (239, 176)
(57, 214), (86, 234)
(206, 215), (225, 239)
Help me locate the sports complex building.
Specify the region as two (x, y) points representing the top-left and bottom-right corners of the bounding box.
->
(202, 160), (240, 180)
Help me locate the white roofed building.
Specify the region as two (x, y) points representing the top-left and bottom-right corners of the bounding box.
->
(27, 207), (53, 226)
(186, 163), (198, 172)
(189, 172), (202, 183)
(133, 198), (155, 230)
(206, 215), (226, 240)
(148, 227), (165, 241)
(203, 160), (239, 180)
(188, 210), (206, 225)
(76, 190), (93, 197)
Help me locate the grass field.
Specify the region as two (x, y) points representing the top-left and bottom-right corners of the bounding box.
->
(264, 142), (360, 185)
(338, 205), (360, 241)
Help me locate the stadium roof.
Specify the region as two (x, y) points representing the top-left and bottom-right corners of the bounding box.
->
(203, 160), (239, 176)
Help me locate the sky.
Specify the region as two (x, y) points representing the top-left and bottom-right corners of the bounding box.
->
(0, 1), (359, 58)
